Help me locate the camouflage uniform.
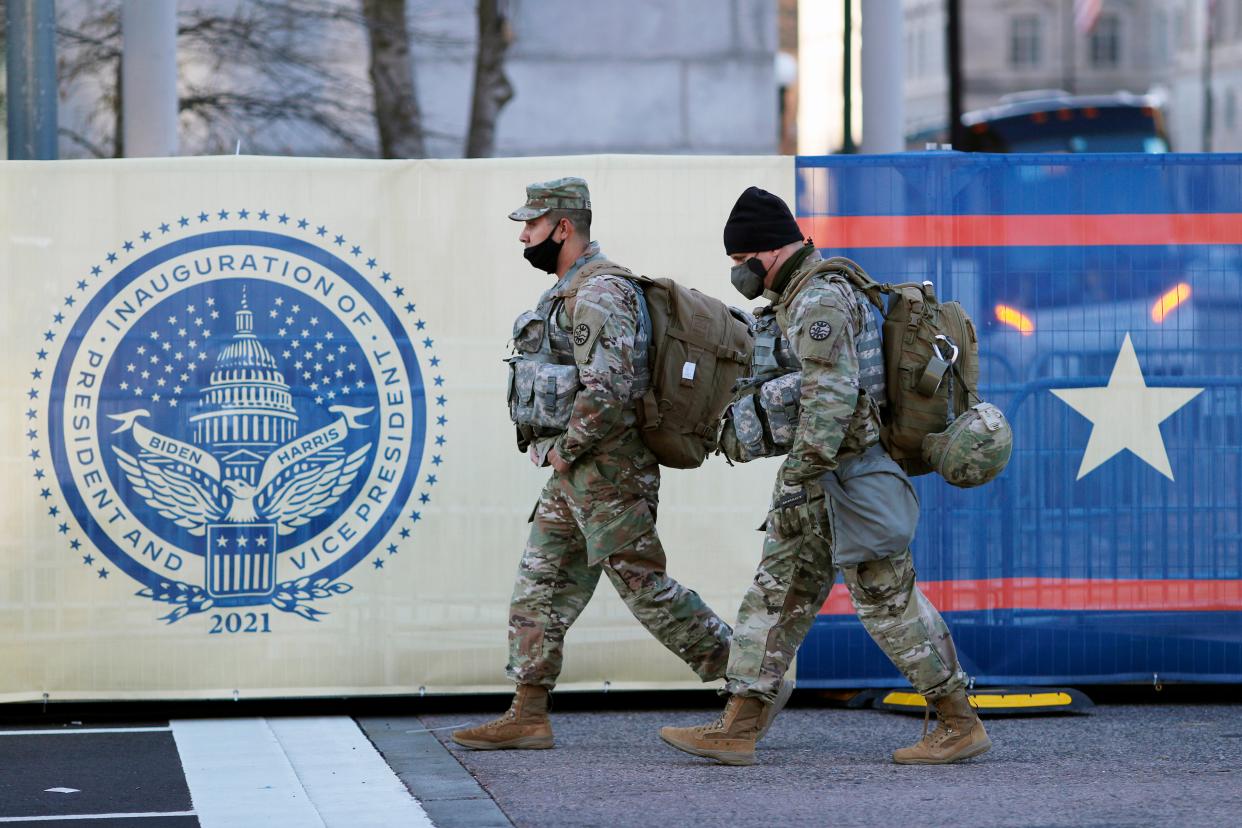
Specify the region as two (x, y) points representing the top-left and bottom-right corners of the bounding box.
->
(726, 249), (969, 702)
(505, 180), (732, 688)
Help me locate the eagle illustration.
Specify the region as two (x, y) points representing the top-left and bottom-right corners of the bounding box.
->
(111, 409), (372, 537)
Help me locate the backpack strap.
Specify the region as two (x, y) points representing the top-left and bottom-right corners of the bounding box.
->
(809, 257), (888, 310)
(554, 259), (637, 318)
(557, 260), (657, 420)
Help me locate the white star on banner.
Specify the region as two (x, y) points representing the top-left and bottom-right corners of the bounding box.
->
(1050, 333), (1203, 481)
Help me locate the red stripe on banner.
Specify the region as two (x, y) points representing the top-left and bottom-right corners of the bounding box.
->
(796, 214), (1242, 248)
(819, 578), (1242, 615)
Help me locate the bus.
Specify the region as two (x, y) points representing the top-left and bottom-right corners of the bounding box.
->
(958, 91), (1170, 153)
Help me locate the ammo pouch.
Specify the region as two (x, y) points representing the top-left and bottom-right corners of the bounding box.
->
(507, 357), (580, 431)
(507, 308), (582, 437)
(758, 372), (801, 447)
(719, 371), (802, 463)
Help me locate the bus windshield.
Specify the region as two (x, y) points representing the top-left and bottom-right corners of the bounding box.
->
(962, 99), (1169, 153)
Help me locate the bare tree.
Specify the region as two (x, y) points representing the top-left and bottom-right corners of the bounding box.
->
(360, 0), (426, 159)
(58, 0), (376, 158)
(176, 1), (377, 156)
(465, 0), (514, 158)
(55, 0), (512, 160)
(57, 2), (123, 158)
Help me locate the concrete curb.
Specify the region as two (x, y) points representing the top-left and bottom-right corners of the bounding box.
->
(357, 716), (512, 828)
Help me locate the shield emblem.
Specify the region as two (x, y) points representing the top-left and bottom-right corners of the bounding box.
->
(206, 523), (277, 598)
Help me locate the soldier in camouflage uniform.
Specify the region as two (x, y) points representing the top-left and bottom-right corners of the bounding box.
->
(453, 178), (735, 751)
(660, 187), (991, 766)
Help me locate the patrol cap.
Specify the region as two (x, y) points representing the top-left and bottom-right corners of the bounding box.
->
(508, 177), (592, 221)
(922, 402), (1013, 489)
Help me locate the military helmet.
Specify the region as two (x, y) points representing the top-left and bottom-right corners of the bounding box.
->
(921, 402), (1013, 488)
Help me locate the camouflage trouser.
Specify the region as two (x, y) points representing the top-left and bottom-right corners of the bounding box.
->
(725, 484), (967, 702)
(507, 440), (732, 688)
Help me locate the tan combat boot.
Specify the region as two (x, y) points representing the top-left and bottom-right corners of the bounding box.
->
(756, 678), (794, 741)
(659, 695), (765, 766)
(451, 684), (554, 750)
(892, 688), (991, 764)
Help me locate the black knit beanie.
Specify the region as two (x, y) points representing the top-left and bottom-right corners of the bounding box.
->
(722, 186), (804, 254)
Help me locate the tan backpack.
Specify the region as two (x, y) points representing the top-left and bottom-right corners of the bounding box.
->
(829, 258), (980, 477)
(566, 261), (752, 468)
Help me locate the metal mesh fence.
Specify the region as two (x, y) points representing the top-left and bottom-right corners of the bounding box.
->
(795, 153), (1242, 687)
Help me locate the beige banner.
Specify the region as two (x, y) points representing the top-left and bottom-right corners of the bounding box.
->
(0, 154), (793, 702)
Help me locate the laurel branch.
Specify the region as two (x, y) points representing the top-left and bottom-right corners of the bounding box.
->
(138, 575), (353, 624)
(270, 576), (354, 622)
(137, 580), (215, 624)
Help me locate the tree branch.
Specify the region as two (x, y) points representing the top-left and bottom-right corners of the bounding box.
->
(465, 0), (514, 158)
(361, 0), (427, 158)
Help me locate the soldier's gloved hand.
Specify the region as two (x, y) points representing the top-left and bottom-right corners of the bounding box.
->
(770, 480), (826, 537)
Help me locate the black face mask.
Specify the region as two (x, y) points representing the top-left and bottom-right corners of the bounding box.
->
(730, 256), (768, 300)
(523, 223), (564, 274)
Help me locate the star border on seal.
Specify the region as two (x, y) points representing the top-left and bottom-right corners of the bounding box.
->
(27, 208), (447, 620)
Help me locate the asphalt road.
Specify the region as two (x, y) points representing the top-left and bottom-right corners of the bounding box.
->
(0, 721), (197, 826)
(423, 701), (1242, 828)
(5, 698), (1239, 827)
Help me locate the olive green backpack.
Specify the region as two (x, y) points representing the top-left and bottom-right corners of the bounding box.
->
(828, 258), (980, 477)
(565, 261), (753, 469)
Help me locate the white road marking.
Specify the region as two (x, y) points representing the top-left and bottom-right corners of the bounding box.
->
(42, 788), (79, 794)
(0, 727), (171, 736)
(266, 717), (433, 828)
(0, 812), (195, 823)
(171, 717), (433, 828)
(171, 718), (325, 828)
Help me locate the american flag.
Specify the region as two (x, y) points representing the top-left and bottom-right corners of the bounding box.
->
(1074, 0), (1102, 35)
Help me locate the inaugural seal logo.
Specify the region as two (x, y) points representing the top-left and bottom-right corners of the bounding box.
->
(31, 212), (444, 626)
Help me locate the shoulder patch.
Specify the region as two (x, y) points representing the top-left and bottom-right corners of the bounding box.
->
(792, 298), (848, 364)
(572, 298), (610, 362)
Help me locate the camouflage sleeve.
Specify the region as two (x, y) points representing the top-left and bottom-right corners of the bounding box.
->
(554, 276), (642, 464)
(780, 282), (860, 484)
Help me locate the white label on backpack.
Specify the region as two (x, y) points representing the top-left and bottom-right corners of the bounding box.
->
(682, 361), (697, 381)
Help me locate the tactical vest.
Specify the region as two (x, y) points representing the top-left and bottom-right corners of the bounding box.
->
(720, 279), (885, 464)
(751, 308), (800, 378)
(507, 261), (650, 450)
(853, 291), (886, 408)
(719, 309), (798, 463)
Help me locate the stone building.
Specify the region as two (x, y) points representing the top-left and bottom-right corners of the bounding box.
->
(903, 0), (1171, 146)
(1165, 0), (1242, 151)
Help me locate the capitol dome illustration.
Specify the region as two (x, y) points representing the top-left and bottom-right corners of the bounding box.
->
(189, 290), (300, 485)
